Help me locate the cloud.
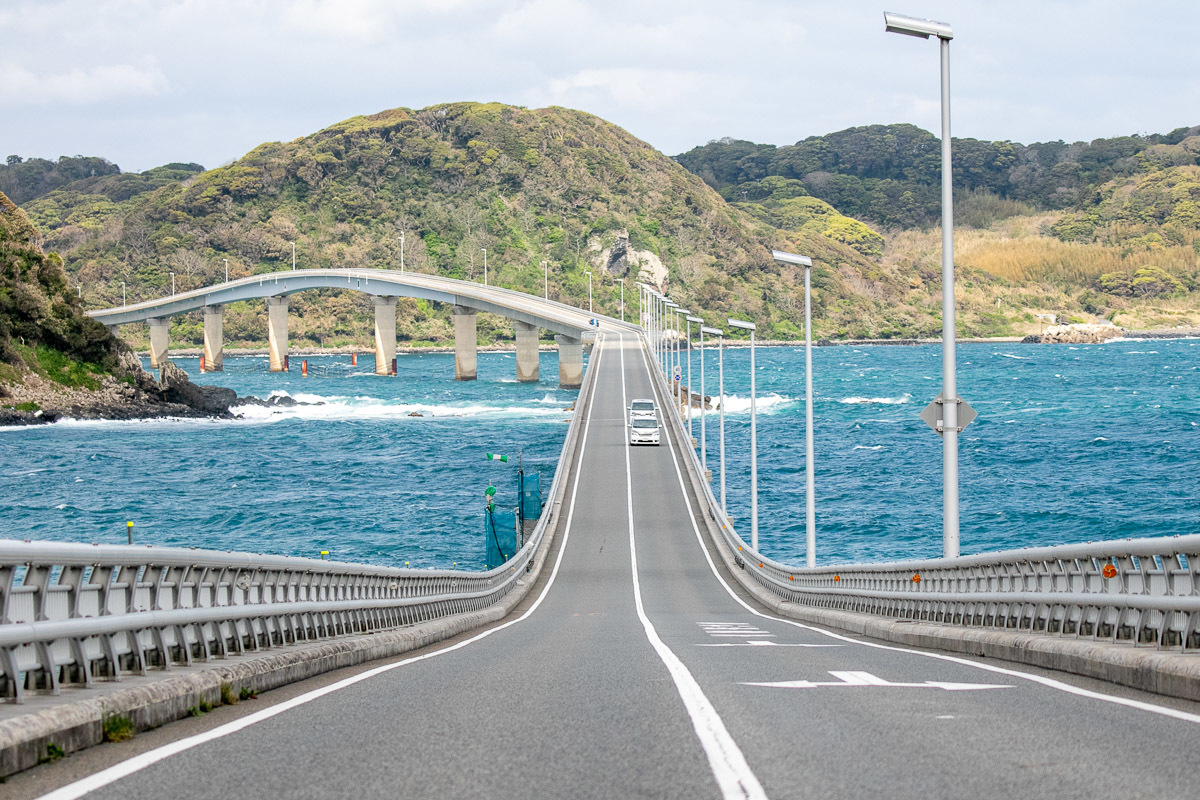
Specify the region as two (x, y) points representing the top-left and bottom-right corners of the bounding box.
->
(0, 62), (169, 107)
(540, 67), (710, 109)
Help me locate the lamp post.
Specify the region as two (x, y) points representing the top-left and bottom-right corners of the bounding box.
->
(481, 248), (488, 286)
(773, 250), (816, 566)
(674, 306), (689, 403)
(169, 272), (175, 295)
(223, 258), (229, 283)
(715, 327), (727, 513)
(618, 278), (625, 322)
(585, 270), (593, 313)
(686, 315), (702, 443)
(542, 260), (549, 299)
(399, 232), (405, 273)
(729, 318), (757, 551)
(121, 281), (126, 307)
(885, 11), (962, 558)
(698, 322), (707, 472)
(290, 241), (296, 271)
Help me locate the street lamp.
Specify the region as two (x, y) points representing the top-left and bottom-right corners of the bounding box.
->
(686, 315), (702, 444)
(121, 281), (126, 307)
(223, 258), (229, 283)
(674, 307), (690, 403)
(399, 232), (405, 273)
(481, 248), (488, 286)
(585, 270), (593, 313)
(542, 260), (549, 299)
(728, 318), (758, 551)
(774, 249), (816, 567)
(617, 278), (625, 322)
(169, 272), (175, 295)
(885, 11), (964, 558)
(702, 326), (724, 494)
(698, 321), (707, 473)
(714, 326), (727, 513)
(290, 241), (296, 271)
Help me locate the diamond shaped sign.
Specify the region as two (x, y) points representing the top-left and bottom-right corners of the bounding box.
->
(920, 394), (977, 436)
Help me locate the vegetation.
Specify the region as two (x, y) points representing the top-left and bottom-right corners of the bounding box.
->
(102, 714), (136, 743)
(0, 189), (126, 394)
(5, 109), (1198, 348)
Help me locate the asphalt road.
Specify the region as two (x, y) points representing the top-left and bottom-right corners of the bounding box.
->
(36, 330), (1200, 800)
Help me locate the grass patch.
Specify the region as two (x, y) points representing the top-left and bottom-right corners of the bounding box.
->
(220, 682), (238, 705)
(38, 743), (65, 764)
(12, 343), (106, 390)
(239, 686), (258, 701)
(6, 401), (40, 412)
(102, 715), (135, 743)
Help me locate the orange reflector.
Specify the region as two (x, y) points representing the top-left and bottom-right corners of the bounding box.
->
(738, 546), (742, 551)
(788, 575), (794, 581)
(1102, 564), (1118, 579)
(912, 574), (921, 583)
(758, 563), (764, 568)
(834, 575), (841, 582)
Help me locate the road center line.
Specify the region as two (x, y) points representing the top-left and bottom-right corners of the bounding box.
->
(642, 340), (1200, 727)
(36, 335), (610, 800)
(618, 331), (768, 800)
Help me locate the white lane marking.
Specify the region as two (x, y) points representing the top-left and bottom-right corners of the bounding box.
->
(619, 333), (767, 800)
(641, 339), (1200, 728)
(37, 338), (612, 800)
(743, 671), (1011, 691)
(697, 642), (843, 648)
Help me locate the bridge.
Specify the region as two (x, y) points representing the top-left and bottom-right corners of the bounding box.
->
(87, 269), (606, 388)
(4, 279), (1199, 798)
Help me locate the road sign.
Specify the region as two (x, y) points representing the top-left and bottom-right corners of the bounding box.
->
(674, 368), (681, 382)
(920, 394), (977, 436)
(742, 671), (1010, 691)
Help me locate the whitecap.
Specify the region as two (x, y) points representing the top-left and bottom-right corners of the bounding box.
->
(997, 353), (1027, 360)
(55, 503), (67, 510)
(852, 445), (885, 451)
(839, 393), (912, 405)
(717, 393), (793, 414)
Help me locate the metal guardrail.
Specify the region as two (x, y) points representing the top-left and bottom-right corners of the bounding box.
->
(642, 331), (1200, 653)
(0, 334), (601, 704)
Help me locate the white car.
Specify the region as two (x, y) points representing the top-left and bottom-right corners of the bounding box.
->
(629, 416), (661, 446)
(629, 399), (657, 420)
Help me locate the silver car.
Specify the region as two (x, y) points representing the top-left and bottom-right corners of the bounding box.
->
(629, 416), (661, 446)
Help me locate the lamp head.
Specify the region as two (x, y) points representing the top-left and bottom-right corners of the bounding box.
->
(884, 11), (953, 40)
(727, 318), (756, 332)
(686, 315), (703, 324)
(701, 326), (723, 337)
(771, 249), (813, 268)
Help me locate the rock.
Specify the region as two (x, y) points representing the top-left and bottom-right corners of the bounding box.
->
(117, 349), (158, 391)
(407, 411), (423, 417)
(158, 361), (237, 415)
(1038, 323), (1125, 344)
(1021, 334), (1042, 344)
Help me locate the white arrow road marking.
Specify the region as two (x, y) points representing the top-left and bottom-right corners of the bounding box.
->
(698, 641), (845, 648)
(743, 671), (1012, 691)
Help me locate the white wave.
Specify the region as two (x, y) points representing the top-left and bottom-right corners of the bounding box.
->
(232, 393), (571, 423)
(55, 503), (67, 510)
(716, 393), (794, 414)
(839, 393), (912, 406)
(852, 445), (885, 451)
(1092, 437), (1109, 442)
(997, 353), (1027, 360)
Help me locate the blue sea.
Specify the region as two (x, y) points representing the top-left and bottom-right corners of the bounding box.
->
(1, 339), (1197, 569)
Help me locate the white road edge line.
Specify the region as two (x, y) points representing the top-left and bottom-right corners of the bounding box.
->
(36, 336), (610, 800)
(643, 333), (1200, 728)
(618, 332), (768, 800)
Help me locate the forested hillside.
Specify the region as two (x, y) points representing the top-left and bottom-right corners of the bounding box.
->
(8, 109), (1199, 347)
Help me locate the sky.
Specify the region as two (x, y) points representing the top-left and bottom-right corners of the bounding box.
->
(1, 0), (1197, 173)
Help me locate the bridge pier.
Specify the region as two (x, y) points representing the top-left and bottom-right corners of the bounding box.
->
(202, 305), (223, 372)
(267, 296), (289, 372)
(148, 317), (170, 369)
(452, 305), (478, 381)
(373, 296), (397, 375)
(555, 335), (583, 389)
(514, 321), (539, 383)
(106, 324), (119, 338)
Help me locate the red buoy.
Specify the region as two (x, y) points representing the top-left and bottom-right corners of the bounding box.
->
(200, 355), (206, 372)
(391, 357), (398, 376)
(351, 353), (358, 366)
(302, 359), (308, 377)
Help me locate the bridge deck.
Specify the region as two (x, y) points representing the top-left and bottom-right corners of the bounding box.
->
(25, 331), (1200, 800)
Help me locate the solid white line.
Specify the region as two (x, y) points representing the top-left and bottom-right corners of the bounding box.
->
(618, 332), (767, 800)
(37, 337), (611, 800)
(644, 340), (1200, 727)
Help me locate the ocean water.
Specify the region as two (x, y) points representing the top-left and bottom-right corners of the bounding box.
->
(1, 340), (1196, 570)
(0, 351), (578, 570)
(687, 338), (1200, 565)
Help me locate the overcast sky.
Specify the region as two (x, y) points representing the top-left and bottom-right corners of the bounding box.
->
(2, 0), (1196, 173)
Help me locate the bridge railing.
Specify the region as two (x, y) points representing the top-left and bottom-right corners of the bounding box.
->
(641, 332), (1200, 653)
(0, 333), (600, 704)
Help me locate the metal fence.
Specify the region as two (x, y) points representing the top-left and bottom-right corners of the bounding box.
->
(644, 334), (1200, 653)
(0, 334), (599, 704)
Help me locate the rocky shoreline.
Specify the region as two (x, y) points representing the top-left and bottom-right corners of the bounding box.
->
(0, 352), (288, 427)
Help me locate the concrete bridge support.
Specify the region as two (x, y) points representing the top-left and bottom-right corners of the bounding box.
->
(202, 305), (223, 372)
(514, 321), (539, 383)
(148, 317), (170, 369)
(267, 296), (289, 372)
(106, 325), (119, 338)
(555, 335), (583, 389)
(373, 296), (397, 375)
(452, 305), (478, 381)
